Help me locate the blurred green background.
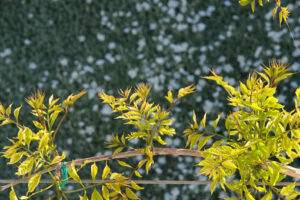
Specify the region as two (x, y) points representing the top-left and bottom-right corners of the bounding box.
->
(0, 0), (299, 199)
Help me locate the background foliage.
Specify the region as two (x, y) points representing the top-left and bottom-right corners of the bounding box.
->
(0, 0), (300, 199)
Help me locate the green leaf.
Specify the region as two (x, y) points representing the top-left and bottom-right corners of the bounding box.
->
(131, 180), (144, 190)
(91, 188), (103, 200)
(10, 186), (18, 200)
(126, 187), (140, 199)
(102, 186), (109, 200)
(28, 173), (41, 193)
(117, 160), (133, 168)
(102, 163), (110, 180)
(68, 161), (82, 184)
(14, 106), (22, 122)
(91, 163), (98, 182)
(197, 136), (212, 150)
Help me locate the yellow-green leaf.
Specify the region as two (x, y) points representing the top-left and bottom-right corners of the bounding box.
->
(38, 133), (49, 151)
(272, 6), (279, 20)
(50, 152), (66, 165)
(91, 188), (103, 200)
(154, 136), (166, 145)
(134, 170), (142, 178)
(279, 10), (283, 26)
(177, 85), (196, 99)
(211, 177), (218, 194)
(8, 152), (24, 165)
(165, 90), (173, 103)
(222, 160), (237, 169)
(16, 157), (35, 176)
(102, 186), (109, 200)
(91, 163), (98, 182)
(68, 161), (82, 184)
(0, 119), (14, 126)
(280, 182), (296, 196)
(131, 180), (144, 190)
(14, 106), (22, 122)
(113, 147), (123, 155)
(126, 187), (140, 199)
(102, 163), (110, 180)
(24, 128), (32, 147)
(197, 136), (212, 150)
(239, 0), (251, 6)
(0, 104), (5, 115)
(296, 88), (300, 101)
(251, 0), (255, 13)
(33, 121), (44, 129)
(28, 173), (41, 193)
(10, 186), (18, 200)
(6, 104), (12, 116)
(200, 113), (207, 129)
(212, 113), (222, 131)
(117, 160), (133, 168)
(79, 193), (88, 200)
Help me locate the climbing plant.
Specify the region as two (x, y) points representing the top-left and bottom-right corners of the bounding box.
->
(0, 1), (297, 200)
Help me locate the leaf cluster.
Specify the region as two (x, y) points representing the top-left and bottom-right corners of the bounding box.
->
(192, 60), (300, 199)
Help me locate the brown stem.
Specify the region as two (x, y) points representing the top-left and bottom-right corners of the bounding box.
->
(52, 105), (72, 144)
(1, 148), (300, 192)
(267, 182), (286, 200)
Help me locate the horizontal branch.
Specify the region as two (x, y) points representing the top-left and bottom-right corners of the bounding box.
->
(1, 148), (300, 192)
(0, 179), (299, 186)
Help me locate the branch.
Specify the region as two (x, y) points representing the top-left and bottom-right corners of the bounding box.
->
(1, 179), (299, 186)
(1, 147), (300, 192)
